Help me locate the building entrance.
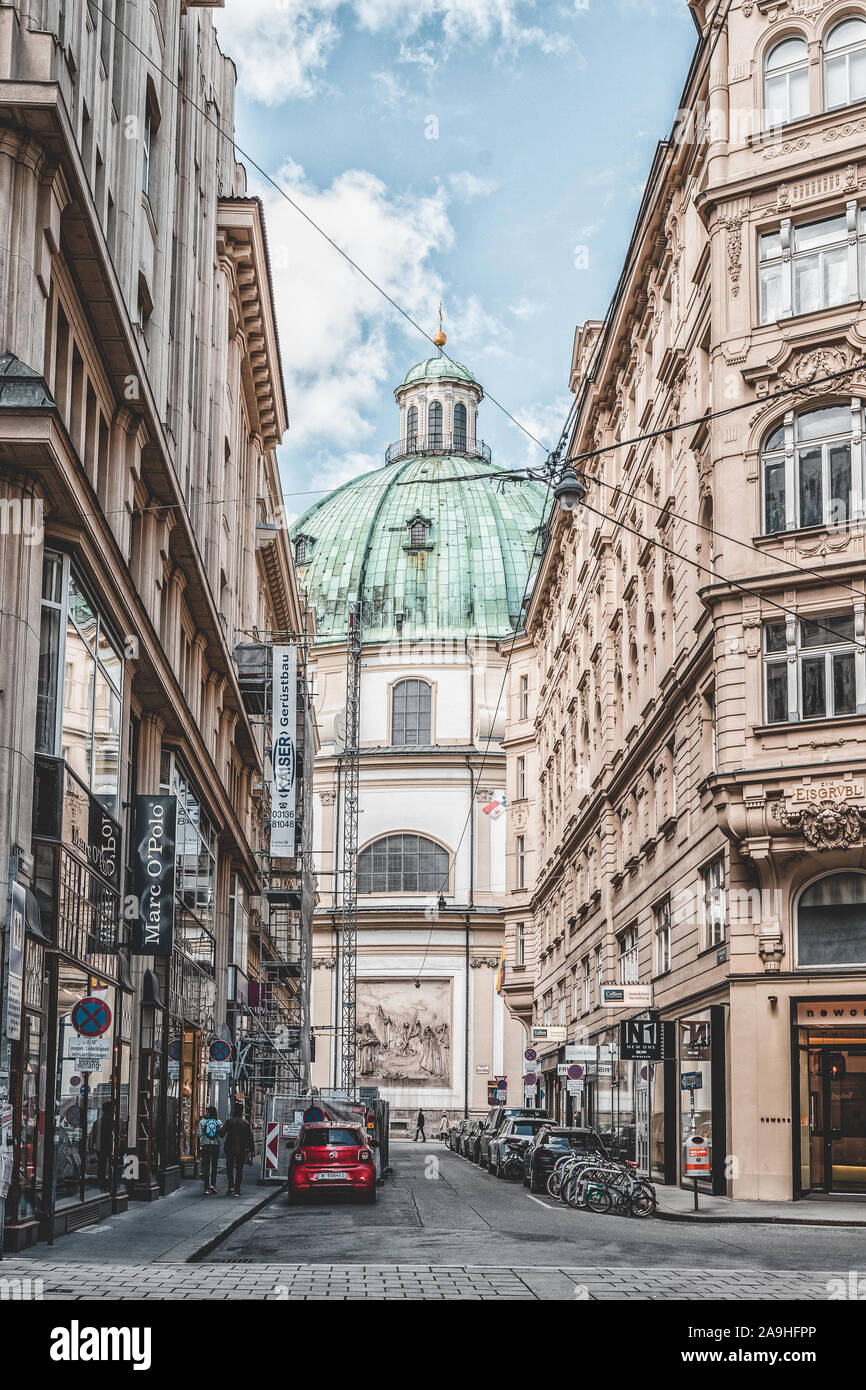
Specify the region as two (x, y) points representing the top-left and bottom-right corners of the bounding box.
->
(807, 1045), (866, 1194)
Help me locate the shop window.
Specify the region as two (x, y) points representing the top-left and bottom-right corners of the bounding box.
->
(36, 550), (123, 817)
(764, 611), (859, 723)
(797, 872), (866, 967)
(357, 833), (449, 894)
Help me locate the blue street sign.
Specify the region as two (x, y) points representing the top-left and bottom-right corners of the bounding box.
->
(681, 1072), (703, 1091)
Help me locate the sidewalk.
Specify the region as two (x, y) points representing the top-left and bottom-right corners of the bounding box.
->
(5, 1179), (282, 1266)
(656, 1184), (866, 1226)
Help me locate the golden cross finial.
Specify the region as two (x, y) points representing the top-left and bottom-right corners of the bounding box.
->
(433, 302), (447, 350)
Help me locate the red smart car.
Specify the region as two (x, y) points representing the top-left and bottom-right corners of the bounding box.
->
(288, 1123), (377, 1203)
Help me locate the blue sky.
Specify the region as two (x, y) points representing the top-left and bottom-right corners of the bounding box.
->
(212, 0), (697, 521)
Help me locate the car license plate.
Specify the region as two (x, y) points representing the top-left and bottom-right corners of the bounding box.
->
(314, 1170), (349, 1180)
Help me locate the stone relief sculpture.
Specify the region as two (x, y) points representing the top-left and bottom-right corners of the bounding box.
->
(356, 978), (452, 1087)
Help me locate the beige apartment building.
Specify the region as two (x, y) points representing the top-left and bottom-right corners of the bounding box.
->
(502, 0), (866, 1202)
(0, 0), (313, 1248)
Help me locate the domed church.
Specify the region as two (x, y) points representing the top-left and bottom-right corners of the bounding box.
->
(292, 318), (546, 1125)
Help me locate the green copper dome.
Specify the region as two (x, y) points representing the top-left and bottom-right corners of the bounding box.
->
(399, 354), (479, 389)
(291, 454), (547, 644)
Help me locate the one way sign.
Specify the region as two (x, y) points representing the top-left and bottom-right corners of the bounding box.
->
(619, 1017), (676, 1061)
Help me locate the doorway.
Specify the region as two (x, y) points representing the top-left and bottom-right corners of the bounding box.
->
(807, 1046), (866, 1194)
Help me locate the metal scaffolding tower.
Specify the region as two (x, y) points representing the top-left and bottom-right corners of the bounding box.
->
(339, 598), (362, 1097)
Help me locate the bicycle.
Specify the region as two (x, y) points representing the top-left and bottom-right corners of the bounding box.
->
(578, 1163), (657, 1218)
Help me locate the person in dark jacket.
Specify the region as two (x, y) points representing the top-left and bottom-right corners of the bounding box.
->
(414, 1109), (426, 1142)
(221, 1105), (255, 1195)
(197, 1105), (221, 1194)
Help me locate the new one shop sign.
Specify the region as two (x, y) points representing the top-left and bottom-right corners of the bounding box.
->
(797, 1000), (866, 1024)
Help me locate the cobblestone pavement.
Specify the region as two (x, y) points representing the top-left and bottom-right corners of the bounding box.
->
(0, 1261), (842, 1300)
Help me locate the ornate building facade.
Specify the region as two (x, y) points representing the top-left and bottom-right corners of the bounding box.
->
(0, 0), (312, 1248)
(501, 0), (866, 1201)
(292, 333), (545, 1125)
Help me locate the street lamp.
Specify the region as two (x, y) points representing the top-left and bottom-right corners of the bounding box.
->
(553, 465), (586, 512)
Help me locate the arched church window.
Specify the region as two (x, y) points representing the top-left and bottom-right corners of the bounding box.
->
(428, 400), (443, 450)
(357, 832), (449, 893)
(797, 872), (866, 967)
(406, 404), (418, 448)
(454, 402), (467, 451)
(391, 678), (432, 744)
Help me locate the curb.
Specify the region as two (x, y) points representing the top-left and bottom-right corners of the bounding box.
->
(655, 1208), (866, 1228)
(180, 1184), (286, 1263)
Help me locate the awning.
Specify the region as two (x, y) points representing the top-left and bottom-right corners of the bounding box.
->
(24, 887), (49, 943)
(142, 969), (165, 1009)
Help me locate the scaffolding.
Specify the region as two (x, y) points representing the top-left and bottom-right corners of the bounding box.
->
(339, 599), (362, 1098)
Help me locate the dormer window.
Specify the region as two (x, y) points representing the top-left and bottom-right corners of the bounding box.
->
(295, 534), (314, 565)
(405, 515), (432, 550)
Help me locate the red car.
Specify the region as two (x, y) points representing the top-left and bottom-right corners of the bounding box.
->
(288, 1124), (377, 1203)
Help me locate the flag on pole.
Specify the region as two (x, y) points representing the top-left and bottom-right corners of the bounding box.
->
(483, 795), (506, 820)
(495, 943), (506, 995)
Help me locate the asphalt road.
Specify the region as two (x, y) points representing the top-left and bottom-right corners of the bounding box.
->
(210, 1138), (866, 1275)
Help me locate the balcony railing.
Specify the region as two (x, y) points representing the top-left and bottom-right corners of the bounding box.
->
(385, 433), (492, 466)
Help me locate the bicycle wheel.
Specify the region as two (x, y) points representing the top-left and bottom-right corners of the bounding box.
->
(628, 1183), (657, 1218)
(585, 1182), (613, 1214)
(547, 1169), (564, 1198)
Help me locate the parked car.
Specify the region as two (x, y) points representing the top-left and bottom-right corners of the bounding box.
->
(288, 1124), (376, 1204)
(449, 1118), (471, 1154)
(487, 1116), (553, 1179)
(522, 1125), (607, 1193)
(477, 1106), (550, 1170)
(462, 1119), (483, 1163)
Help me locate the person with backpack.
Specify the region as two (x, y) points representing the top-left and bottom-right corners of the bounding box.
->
(220, 1104), (255, 1196)
(197, 1105), (221, 1194)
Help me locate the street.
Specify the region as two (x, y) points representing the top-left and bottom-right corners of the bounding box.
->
(5, 1142), (863, 1301)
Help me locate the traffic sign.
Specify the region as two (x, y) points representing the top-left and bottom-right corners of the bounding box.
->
(567, 1063), (585, 1081)
(681, 1071), (703, 1091)
(523, 1072), (537, 1087)
(168, 1038), (181, 1061)
(209, 1039), (232, 1063)
(303, 1106), (325, 1124)
(566, 1080), (584, 1096)
(524, 1047), (537, 1063)
(265, 1122), (280, 1171)
(71, 996), (112, 1038)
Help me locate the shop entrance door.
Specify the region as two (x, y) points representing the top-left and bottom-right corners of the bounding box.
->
(809, 1047), (866, 1193)
(179, 1024), (202, 1170)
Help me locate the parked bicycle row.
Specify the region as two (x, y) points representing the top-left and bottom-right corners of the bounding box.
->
(443, 1105), (656, 1217)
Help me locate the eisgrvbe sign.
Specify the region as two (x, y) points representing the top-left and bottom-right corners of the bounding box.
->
(132, 795), (177, 955)
(270, 644), (297, 858)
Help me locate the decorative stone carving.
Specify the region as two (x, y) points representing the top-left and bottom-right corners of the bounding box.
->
(774, 798), (865, 849)
(722, 213), (746, 296)
(312, 957), (337, 970)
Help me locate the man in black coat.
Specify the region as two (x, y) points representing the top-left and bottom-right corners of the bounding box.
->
(221, 1105), (255, 1195)
(414, 1109), (426, 1142)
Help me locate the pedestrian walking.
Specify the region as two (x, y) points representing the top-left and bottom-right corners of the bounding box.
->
(197, 1105), (221, 1194)
(414, 1108), (426, 1142)
(438, 1112), (450, 1141)
(220, 1104), (255, 1196)
(88, 1100), (115, 1189)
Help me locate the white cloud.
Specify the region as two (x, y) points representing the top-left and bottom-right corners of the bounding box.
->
(446, 171), (500, 202)
(215, 0), (575, 106)
(258, 162), (454, 452)
(508, 297), (544, 320)
(506, 395), (572, 467)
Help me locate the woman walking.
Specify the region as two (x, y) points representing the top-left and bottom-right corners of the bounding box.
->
(197, 1105), (221, 1194)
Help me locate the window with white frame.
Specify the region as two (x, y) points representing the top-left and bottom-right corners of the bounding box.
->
(764, 36), (809, 126)
(618, 924), (639, 984)
(654, 897), (672, 975)
(391, 678), (432, 744)
(703, 856), (726, 948)
(762, 404), (860, 535)
(517, 755), (526, 799)
(543, 991), (553, 1027)
(520, 674), (529, 720)
(759, 209), (861, 325)
(517, 921), (526, 966)
(571, 965), (580, 1019)
(516, 835), (526, 889)
(595, 944), (603, 999)
(824, 17), (866, 111)
(558, 981), (567, 1027)
(764, 611), (860, 724)
(582, 954), (591, 1013)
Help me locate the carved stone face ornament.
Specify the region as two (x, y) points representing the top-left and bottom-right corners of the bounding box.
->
(775, 798), (865, 850)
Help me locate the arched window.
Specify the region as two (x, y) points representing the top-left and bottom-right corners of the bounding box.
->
(357, 833), (449, 894)
(428, 400), (443, 450)
(406, 404), (418, 448)
(825, 17), (866, 110)
(453, 401), (467, 451)
(762, 403), (855, 534)
(765, 36), (809, 125)
(797, 872), (866, 967)
(391, 678), (432, 744)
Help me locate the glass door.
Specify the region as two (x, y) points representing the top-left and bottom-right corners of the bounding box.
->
(827, 1048), (866, 1193)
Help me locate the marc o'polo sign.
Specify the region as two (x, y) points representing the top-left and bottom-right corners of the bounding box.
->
(132, 795), (177, 955)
